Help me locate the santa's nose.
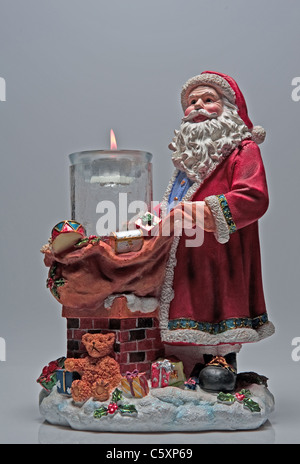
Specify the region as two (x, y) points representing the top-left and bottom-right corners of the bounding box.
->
(194, 99), (204, 109)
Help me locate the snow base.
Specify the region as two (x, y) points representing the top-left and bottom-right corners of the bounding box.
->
(39, 383), (274, 433)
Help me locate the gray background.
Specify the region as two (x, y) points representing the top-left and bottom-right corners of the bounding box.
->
(0, 0), (299, 444)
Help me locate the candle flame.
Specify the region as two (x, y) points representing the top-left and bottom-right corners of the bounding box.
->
(110, 129), (118, 150)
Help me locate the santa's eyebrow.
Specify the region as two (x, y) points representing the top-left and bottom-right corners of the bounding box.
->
(188, 91), (217, 100)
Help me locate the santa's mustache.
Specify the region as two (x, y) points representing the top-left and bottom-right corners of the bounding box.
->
(182, 108), (218, 123)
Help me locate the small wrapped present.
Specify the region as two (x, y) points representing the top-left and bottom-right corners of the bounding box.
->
(56, 369), (80, 395)
(184, 377), (197, 391)
(151, 359), (174, 388)
(168, 358), (186, 387)
(110, 229), (144, 254)
(51, 220), (86, 254)
(155, 357), (186, 388)
(121, 369), (149, 398)
(36, 357), (65, 392)
(135, 212), (161, 237)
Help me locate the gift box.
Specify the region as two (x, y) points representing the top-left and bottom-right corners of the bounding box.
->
(121, 369), (149, 398)
(135, 212), (161, 237)
(36, 357), (65, 392)
(167, 358), (186, 387)
(184, 377), (197, 391)
(110, 229), (144, 254)
(151, 359), (174, 388)
(155, 357), (186, 388)
(56, 369), (80, 395)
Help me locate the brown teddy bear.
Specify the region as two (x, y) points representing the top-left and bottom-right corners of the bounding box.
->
(64, 332), (122, 403)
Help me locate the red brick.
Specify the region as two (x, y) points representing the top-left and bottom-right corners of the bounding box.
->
(115, 352), (128, 364)
(121, 319), (137, 330)
(146, 327), (161, 340)
(79, 318), (94, 329)
(67, 329), (73, 340)
(119, 330), (130, 342)
(93, 318), (110, 329)
(137, 338), (153, 351)
(121, 352), (129, 364)
(73, 329), (87, 341)
(121, 341), (137, 352)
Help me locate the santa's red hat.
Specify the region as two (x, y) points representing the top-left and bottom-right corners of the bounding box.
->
(181, 71), (266, 144)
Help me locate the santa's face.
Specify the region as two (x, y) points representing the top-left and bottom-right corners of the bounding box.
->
(169, 88), (252, 182)
(184, 85), (223, 123)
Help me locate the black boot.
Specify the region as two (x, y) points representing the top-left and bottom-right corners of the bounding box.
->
(198, 353), (237, 393)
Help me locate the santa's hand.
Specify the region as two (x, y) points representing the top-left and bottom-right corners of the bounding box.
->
(158, 201), (206, 236)
(173, 201), (216, 233)
(180, 201), (216, 233)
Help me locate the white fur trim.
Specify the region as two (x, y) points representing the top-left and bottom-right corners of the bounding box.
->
(161, 321), (275, 346)
(181, 73), (236, 111)
(159, 160), (230, 336)
(251, 125), (266, 145)
(204, 195), (230, 244)
(159, 171), (201, 331)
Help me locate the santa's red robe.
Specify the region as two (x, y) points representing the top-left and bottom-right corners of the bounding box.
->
(159, 139), (275, 346)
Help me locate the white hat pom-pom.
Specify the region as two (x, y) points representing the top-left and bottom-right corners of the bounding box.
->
(251, 125), (266, 145)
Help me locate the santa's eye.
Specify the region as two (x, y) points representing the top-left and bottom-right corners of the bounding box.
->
(190, 99), (197, 105)
(205, 98), (213, 103)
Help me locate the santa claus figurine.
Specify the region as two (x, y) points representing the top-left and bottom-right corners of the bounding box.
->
(158, 71), (275, 393)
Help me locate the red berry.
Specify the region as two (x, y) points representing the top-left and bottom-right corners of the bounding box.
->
(108, 402), (118, 414)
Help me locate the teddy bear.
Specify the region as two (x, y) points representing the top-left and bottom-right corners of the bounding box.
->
(64, 332), (122, 403)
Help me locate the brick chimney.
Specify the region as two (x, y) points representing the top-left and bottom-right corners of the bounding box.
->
(65, 296), (164, 378)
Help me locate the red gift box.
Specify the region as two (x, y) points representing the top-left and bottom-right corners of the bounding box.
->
(151, 359), (174, 388)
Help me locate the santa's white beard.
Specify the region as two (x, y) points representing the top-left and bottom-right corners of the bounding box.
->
(170, 103), (252, 182)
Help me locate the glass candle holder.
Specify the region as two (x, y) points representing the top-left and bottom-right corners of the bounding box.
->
(69, 150), (153, 236)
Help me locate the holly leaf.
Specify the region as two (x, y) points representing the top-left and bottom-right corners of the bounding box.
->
(49, 264), (57, 279)
(94, 406), (108, 419)
(51, 287), (60, 299)
(217, 392), (236, 404)
(118, 404), (138, 416)
(112, 388), (123, 403)
(74, 238), (89, 248)
(243, 398), (261, 413)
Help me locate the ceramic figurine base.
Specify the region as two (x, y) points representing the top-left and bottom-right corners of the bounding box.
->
(39, 379), (274, 433)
